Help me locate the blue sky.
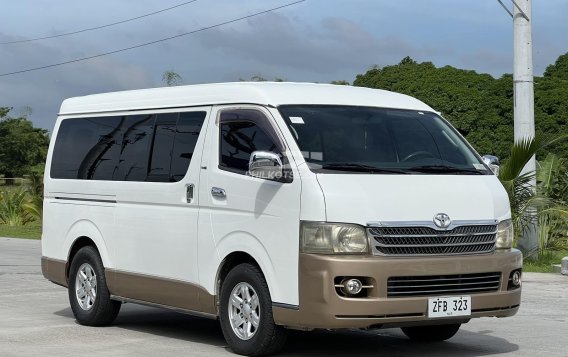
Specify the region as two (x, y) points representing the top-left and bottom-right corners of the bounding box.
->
(1, 0), (567, 129)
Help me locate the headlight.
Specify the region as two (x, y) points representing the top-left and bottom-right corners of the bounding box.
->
(496, 219), (514, 249)
(301, 222), (369, 254)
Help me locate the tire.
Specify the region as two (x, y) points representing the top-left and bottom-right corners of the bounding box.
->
(68, 246), (121, 326)
(401, 323), (461, 342)
(219, 263), (287, 356)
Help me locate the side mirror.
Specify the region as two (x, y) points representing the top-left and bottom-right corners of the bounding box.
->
(482, 155), (500, 176)
(248, 151), (284, 181)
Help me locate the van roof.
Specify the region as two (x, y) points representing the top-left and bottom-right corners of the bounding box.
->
(58, 82), (435, 115)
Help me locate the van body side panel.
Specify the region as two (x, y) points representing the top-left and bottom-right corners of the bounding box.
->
(198, 105), (302, 306)
(110, 107), (211, 286)
(42, 108), (212, 312)
(105, 269), (216, 314)
(41, 257), (67, 287)
(42, 119), (117, 268)
(273, 250), (522, 328)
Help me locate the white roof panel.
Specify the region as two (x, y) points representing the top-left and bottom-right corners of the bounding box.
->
(58, 82), (435, 115)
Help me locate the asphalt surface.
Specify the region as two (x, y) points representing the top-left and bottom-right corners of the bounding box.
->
(1, 237), (567, 357)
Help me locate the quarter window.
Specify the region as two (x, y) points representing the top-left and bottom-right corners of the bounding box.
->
(51, 117), (122, 180)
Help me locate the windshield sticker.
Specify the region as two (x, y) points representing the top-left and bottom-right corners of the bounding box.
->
(473, 164), (486, 170)
(289, 116), (305, 124)
(310, 152), (323, 161)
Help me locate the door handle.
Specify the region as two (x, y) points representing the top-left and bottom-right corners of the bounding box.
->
(211, 187), (226, 198)
(186, 184), (194, 203)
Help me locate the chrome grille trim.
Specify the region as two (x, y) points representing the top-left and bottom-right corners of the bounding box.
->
(387, 272), (502, 297)
(368, 221), (497, 256)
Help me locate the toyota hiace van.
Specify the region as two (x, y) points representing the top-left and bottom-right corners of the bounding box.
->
(42, 82), (521, 356)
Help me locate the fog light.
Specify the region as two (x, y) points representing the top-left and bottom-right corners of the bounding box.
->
(343, 278), (363, 295)
(511, 270), (522, 287)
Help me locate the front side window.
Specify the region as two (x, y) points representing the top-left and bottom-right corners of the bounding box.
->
(279, 105), (489, 175)
(219, 109), (284, 174)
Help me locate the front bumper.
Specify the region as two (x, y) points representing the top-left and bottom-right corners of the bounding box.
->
(273, 249), (522, 329)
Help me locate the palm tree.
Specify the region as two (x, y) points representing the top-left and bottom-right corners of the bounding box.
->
(0, 188), (35, 226)
(162, 70), (183, 86)
(499, 136), (568, 258)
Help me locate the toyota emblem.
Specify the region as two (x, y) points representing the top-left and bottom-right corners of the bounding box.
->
(433, 213), (451, 229)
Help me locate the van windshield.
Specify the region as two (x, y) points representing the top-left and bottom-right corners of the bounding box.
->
(279, 105), (490, 175)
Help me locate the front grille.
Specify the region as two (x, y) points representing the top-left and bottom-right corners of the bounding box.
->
(387, 272), (501, 297)
(368, 224), (497, 256)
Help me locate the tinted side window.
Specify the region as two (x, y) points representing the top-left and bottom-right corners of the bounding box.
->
(51, 117), (122, 180)
(148, 113), (178, 181)
(219, 110), (280, 173)
(51, 111), (206, 182)
(170, 112), (206, 181)
(114, 114), (155, 181)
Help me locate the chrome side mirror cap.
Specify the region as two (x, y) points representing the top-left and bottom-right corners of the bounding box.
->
(482, 155), (500, 176)
(248, 151), (284, 181)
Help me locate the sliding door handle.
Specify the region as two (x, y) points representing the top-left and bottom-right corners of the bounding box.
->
(186, 184), (194, 203)
(211, 187), (226, 198)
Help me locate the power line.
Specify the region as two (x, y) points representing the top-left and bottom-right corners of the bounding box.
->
(0, 0), (306, 77)
(0, 0), (200, 45)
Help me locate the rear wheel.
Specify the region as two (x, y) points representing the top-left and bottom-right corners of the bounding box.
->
(401, 323), (461, 342)
(219, 263), (287, 356)
(68, 246), (121, 326)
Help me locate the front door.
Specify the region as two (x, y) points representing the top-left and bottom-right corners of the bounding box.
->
(198, 105), (302, 306)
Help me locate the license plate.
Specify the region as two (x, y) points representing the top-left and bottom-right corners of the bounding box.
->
(428, 296), (471, 318)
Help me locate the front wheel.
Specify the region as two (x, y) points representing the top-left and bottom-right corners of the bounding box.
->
(68, 246), (121, 326)
(401, 323), (461, 342)
(219, 263), (287, 356)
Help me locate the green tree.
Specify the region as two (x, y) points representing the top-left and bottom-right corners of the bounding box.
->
(543, 53), (568, 80)
(239, 75), (287, 82)
(162, 70), (183, 86)
(0, 108), (50, 181)
(330, 80), (350, 85)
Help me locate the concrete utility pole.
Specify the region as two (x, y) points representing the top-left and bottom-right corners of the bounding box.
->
(513, 0), (537, 257)
(498, 0), (538, 255)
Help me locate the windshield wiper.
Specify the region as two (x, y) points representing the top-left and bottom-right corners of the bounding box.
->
(408, 165), (485, 175)
(321, 163), (408, 174)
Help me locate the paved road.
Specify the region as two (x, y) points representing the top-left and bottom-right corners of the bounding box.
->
(1, 237), (567, 357)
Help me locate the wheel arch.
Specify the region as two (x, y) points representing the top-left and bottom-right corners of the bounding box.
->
(66, 236), (101, 282)
(216, 252), (259, 294)
(215, 251), (277, 308)
(213, 232), (281, 304)
(64, 219), (111, 282)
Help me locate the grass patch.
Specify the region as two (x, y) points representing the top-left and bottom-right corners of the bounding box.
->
(0, 220), (42, 239)
(523, 250), (568, 273)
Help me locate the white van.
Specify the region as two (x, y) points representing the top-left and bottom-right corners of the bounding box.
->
(42, 82), (521, 356)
